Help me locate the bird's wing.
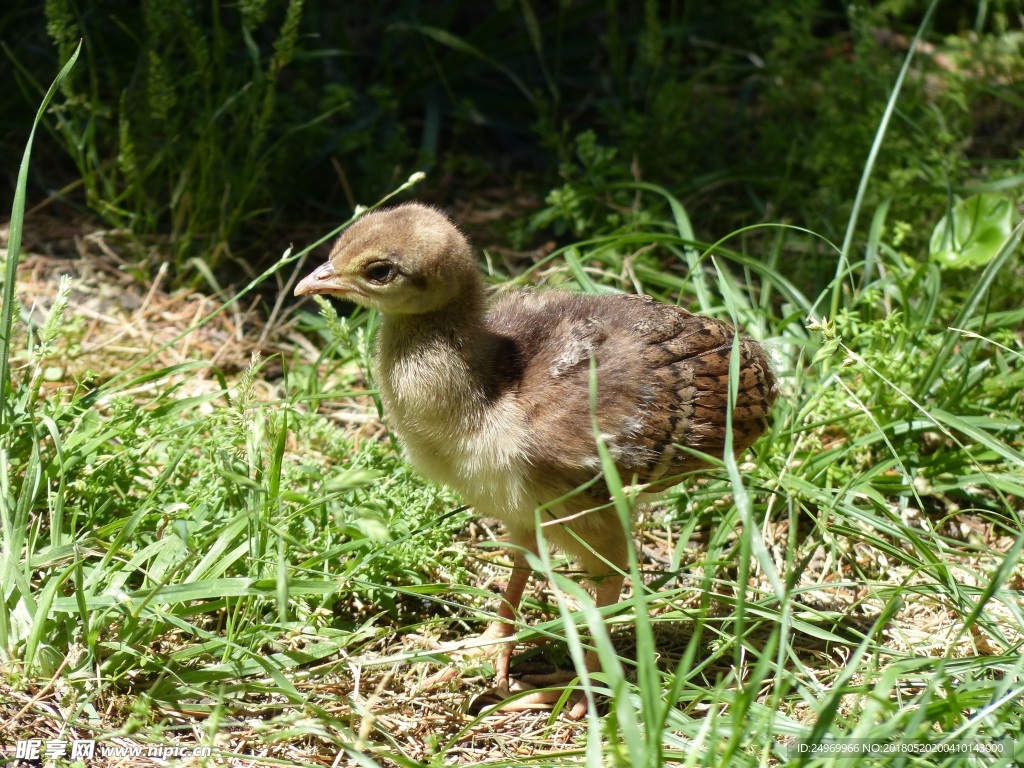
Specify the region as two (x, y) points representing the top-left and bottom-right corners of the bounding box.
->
(485, 290), (776, 496)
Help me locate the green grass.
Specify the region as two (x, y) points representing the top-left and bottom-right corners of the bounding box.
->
(2, 17), (1024, 768)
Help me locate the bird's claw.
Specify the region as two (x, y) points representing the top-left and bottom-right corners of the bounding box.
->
(419, 622), (591, 719)
(420, 623), (515, 690)
(472, 674), (589, 719)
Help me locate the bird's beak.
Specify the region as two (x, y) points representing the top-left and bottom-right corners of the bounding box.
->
(294, 261), (350, 297)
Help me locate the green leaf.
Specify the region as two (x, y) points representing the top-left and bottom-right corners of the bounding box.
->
(929, 193), (1015, 269)
(344, 513), (391, 543)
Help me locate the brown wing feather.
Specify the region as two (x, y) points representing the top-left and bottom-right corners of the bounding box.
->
(485, 290), (777, 498)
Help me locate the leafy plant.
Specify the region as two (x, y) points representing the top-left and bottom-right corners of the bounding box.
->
(930, 193), (1017, 269)
(13, 0), (316, 276)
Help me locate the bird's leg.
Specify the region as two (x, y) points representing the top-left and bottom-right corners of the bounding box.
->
(568, 571), (625, 719)
(487, 564), (627, 719)
(481, 546), (533, 689)
(422, 539), (536, 689)
(497, 515), (632, 718)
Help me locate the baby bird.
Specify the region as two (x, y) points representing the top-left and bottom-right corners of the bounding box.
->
(295, 202), (777, 717)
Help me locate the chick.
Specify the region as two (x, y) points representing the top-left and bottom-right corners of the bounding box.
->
(295, 202), (777, 717)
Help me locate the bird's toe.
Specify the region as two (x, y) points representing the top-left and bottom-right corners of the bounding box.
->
(471, 676), (584, 716)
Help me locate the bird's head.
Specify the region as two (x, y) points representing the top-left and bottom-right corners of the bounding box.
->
(294, 203), (479, 316)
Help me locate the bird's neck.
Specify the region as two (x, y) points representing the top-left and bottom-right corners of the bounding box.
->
(375, 286), (500, 424)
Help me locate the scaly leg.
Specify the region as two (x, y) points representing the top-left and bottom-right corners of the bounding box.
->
(479, 515), (631, 718)
(480, 546), (533, 689)
(509, 570), (626, 718)
(568, 571), (626, 719)
(423, 540), (535, 688)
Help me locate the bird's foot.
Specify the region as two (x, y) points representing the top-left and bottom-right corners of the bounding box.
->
(474, 670), (589, 720)
(421, 620), (516, 690)
(420, 622), (591, 720)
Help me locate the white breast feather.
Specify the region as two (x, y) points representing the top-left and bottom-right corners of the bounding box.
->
(396, 398), (535, 525)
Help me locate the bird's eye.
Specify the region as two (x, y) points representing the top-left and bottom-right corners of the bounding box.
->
(364, 262), (395, 284)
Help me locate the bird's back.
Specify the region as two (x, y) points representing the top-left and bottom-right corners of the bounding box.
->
(485, 290), (777, 498)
